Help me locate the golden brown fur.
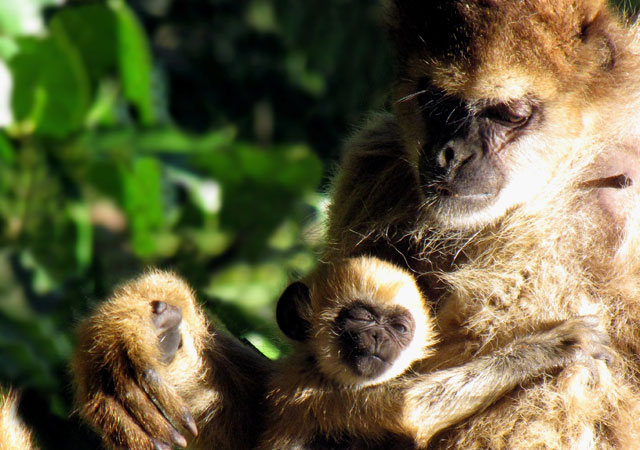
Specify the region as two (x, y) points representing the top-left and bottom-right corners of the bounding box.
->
(71, 1), (640, 449)
(259, 256), (436, 448)
(0, 391), (34, 450)
(259, 257), (612, 449)
(72, 270), (271, 450)
(323, 1), (640, 447)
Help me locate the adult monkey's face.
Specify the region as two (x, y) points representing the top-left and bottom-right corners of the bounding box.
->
(386, 0), (620, 230)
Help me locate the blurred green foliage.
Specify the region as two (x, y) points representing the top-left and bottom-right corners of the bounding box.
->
(0, 0), (637, 448)
(0, 0), (391, 447)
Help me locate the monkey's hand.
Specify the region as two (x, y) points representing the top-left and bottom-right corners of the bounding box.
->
(512, 315), (613, 370)
(72, 270), (204, 450)
(534, 315), (615, 384)
(404, 315), (613, 447)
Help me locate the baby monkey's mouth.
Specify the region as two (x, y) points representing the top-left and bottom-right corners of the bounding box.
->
(345, 349), (393, 379)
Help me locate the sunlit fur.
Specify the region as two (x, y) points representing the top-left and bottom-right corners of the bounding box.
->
(257, 256), (436, 448)
(0, 391), (34, 450)
(259, 257), (610, 449)
(72, 270), (271, 450)
(322, 1), (640, 448)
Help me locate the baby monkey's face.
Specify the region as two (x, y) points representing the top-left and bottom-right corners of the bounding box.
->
(333, 300), (416, 381)
(277, 257), (436, 387)
(307, 257), (436, 388)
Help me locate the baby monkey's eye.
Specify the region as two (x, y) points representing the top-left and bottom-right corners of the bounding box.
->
(392, 323), (408, 334)
(344, 305), (376, 323)
(484, 100), (536, 128)
(388, 311), (415, 341)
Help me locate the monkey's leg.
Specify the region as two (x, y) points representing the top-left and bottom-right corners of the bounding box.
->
(402, 316), (612, 448)
(72, 270), (272, 450)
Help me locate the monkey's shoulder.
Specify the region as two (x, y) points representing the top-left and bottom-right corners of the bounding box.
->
(341, 113), (412, 179)
(329, 114), (422, 243)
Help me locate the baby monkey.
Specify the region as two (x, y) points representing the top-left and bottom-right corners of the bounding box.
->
(261, 256), (612, 449)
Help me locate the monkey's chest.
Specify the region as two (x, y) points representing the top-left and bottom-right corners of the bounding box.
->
(432, 266), (606, 347)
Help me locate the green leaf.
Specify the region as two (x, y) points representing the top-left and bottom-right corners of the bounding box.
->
(246, 0), (278, 33)
(10, 34), (90, 138)
(85, 80), (121, 127)
(285, 52), (326, 97)
(243, 333), (281, 360)
(193, 142), (322, 190)
(135, 127), (237, 154)
(0, 133), (15, 164)
(192, 142), (322, 255)
(67, 202), (93, 270)
(271, 144), (323, 192)
(108, 0), (156, 125)
(50, 4), (118, 85)
(87, 159), (123, 200)
(120, 157), (166, 257)
(207, 262), (289, 308)
(186, 228), (233, 257)
(0, 308), (72, 418)
(0, 37), (18, 60)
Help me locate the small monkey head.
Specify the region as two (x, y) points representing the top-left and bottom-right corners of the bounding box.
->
(277, 257), (436, 387)
(385, 0), (623, 230)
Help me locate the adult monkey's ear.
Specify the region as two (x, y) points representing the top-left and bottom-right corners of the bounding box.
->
(276, 282), (312, 342)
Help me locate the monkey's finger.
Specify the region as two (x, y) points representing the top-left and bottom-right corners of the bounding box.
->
(566, 315), (611, 347)
(591, 346), (615, 366)
(80, 392), (159, 450)
(137, 366), (199, 438)
(151, 301), (183, 364)
(577, 354), (601, 386)
(116, 376), (188, 448)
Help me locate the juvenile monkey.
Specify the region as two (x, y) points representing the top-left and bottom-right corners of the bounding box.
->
(259, 256), (611, 449)
(71, 0), (640, 449)
(72, 263), (611, 450)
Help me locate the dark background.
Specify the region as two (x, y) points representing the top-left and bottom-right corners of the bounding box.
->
(0, 0), (636, 447)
